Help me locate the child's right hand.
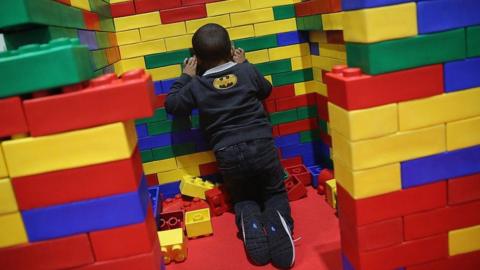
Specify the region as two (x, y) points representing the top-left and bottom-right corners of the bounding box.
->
(183, 56), (197, 77)
(233, 48), (246, 64)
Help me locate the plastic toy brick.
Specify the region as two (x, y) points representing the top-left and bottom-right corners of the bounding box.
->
(276, 93), (316, 111)
(273, 4), (295, 20)
(404, 200), (480, 241)
(180, 175), (214, 199)
(185, 208), (213, 238)
(254, 18), (297, 37)
(0, 234), (94, 270)
(307, 165), (322, 188)
(0, 146), (8, 179)
(0, 38), (93, 98)
(0, 212), (28, 248)
(444, 57), (480, 93)
(77, 30), (98, 50)
(165, 34), (194, 52)
(234, 35), (277, 52)
(162, 194), (185, 213)
(230, 7), (274, 27)
(448, 173), (480, 205)
(83, 10), (100, 31)
(111, 1), (136, 17)
(206, 0), (249, 16)
(325, 179), (337, 208)
(294, 0), (341, 17)
(0, 97), (28, 138)
(199, 162), (219, 176)
(119, 39), (166, 59)
(3, 121), (137, 178)
(325, 64), (444, 110)
(408, 251), (480, 270)
(449, 224), (480, 256)
(4, 25), (78, 50)
(145, 49), (191, 69)
(116, 29), (141, 46)
(286, 164), (312, 186)
(0, 178), (18, 215)
(318, 168), (334, 194)
(183, 197), (209, 213)
(160, 5), (206, 24)
(140, 22), (187, 42)
(148, 65), (182, 82)
(284, 175), (308, 201)
(337, 181), (447, 227)
(134, 0), (181, 14)
(158, 228), (187, 264)
(326, 30), (344, 44)
(447, 116), (480, 151)
(146, 173), (159, 186)
(186, 14), (231, 34)
(281, 156), (303, 168)
(277, 31), (308, 47)
(256, 59), (292, 76)
(245, 49), (270, 64)
(341, 0), (411, 10)
(291, 55), (313, 71)
(347, 28), (466, 75)
(278, 118), (318, 135)
(401, 145), (480, 189)
(149, 185), (163, 220)
(467, 26), (480, 57)
(205, 186), (231, 216)
(24, 69), (156, 136)
(22, 180), (149, 242)
(270, 109), (298, 125)
(275, 133), (300, 147)
(114, 12), (161, 32)
(318, 43), (346, 60)
(311, 55), (345, 72)
(157, 181), (180, 199)
(159, 210), (184, 231)
(157, 166), (200, 185)
(268, 43), (310, 61)
(328, 102), (398, 141)
(176, 151), (216, 168)
(321, 12), (343, 31)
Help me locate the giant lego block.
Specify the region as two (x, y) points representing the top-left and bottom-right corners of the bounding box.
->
(295, 0), (341, 17)
(0, 97), (28, 137)
(449, 224), (480, 256)
(446, 116), (480, 151)
(342, 0), (412, 11)
(448, 173), (480, 205)
(0, 178), (18, 215)
(467, 26), (480, 57)
(406, 250), (480, 270)
(0, 212), (28, 248)
(444, 57), (480, 93)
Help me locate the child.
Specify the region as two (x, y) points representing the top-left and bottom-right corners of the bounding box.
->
(165, 24), (295, 269)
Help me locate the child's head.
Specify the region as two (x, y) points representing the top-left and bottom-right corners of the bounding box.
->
(192, 23), (232, 70)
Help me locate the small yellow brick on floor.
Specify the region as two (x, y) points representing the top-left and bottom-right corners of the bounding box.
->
(185, 208), (213, 238)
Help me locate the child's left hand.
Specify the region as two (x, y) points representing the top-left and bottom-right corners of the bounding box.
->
(233, 48), (246, 64)
(183, 56), (197, 77)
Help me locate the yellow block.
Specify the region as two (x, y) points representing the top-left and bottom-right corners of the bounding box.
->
(0, 178), (17, 215)
(230, 8), (274, 27)
(319, 43), (346, 60)
(246, 49), (269, 64)
(114, 57), (146, 75)
(180, 175), (214, 199)
(291, 56), (312, 71)
(158, 228), (187, 264)
(165, 34), (193, 51)
(399, 87), (480, 131)
(176, 151), (216, 168)
(251, 0), (295, 9)
(332, 125), (446, 170)
(265, 75), (272, 84)
(185, 208), (213, 238)
(312, 67), (324, 83)
(449, 224), (480, 256)
(70, 0), (90, 11)
(3, 122), (137, 178)
(343, 3), (418, 43)
(309, 32), (327, 43)
(325, 179), (337, 209)
(446, 116), (480, 151)
(268, 43), (309, 61)
(143, 158), (177, 175)
(186, 15), (231, 34)
(119, 39), (166, 59)
(227, 25), (255, 40)
(0, 146), (7, 178)
(254, 18), (297, 36)
(148, 65), (182, 81)
(328, 103), (398, 141)
(321, 12), (344, 31)
(157, 166), (201, 185)
(311, 55), (345, 71)
(206, 0), (250, 16)
(114, 12), (162, 32)
(140, 22), (187, 41)
(294, 81), (327, 97)
(116, 30), (141, 46)
(334, 159), (402, 199)
(109, 0), (130, 3)
(0, 212), (28, 248)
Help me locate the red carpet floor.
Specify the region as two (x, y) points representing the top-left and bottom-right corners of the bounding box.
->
(167, 188), (342, 270)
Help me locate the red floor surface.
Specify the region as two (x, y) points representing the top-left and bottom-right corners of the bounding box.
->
(167, 188), (342, 270)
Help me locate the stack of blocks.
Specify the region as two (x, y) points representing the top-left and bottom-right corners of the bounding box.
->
(0, 1), (165, 269)
(293, 0), (480, 269)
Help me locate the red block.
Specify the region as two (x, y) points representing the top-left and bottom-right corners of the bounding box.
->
(183, 197), (209, 212)
(276, 93), (316, 111)
(448, 173), (480, 205)
(111, 1), (136, 17)
(286, 164), (312, 186)
(407, 250), (480, 270)
(403, 200), (480, 240)
(89, 209), (158, 261)
(295, 0), (341, 17)
(315, 94), (329, 121)
(325, 64), (444, 110)
(281, 156), (303, 168)
(145, 173), (159, 187)
(199, 162), (218, 176)
(160, 5), (206, 24)
(0, 234), (94, 270)
(56, 0), (71, 5)
(272, 84), (296, 99)
(337, 181), (447, 226)
(205, 186), (231, 216)
(272, 125), (280, 137)
(317, 168), (334, 195)
(263, 99), (276, 113)
(24, 69), (156, 136)
(83, 11), (100, 30)
(156, 93), (167, 108)
(134, 0), (181, 14)
(162, 194), (185, 212)
(319, 132), (332, 147)
(159, 210), (184, 231)
(284, 175), (308, 201)
(278, 118), (318, 135)
(326, 30), (344, 44)
(13, 149), (143, 210)
(0, 97), (28, 137)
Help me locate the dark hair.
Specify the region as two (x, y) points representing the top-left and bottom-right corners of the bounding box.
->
(192, 23), (232, 70)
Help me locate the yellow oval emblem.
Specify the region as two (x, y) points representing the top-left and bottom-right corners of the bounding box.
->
(213, 74), (238, 90)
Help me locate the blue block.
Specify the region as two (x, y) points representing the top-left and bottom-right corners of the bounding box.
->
(23, 179), (149, 242)
(417, 0), (480, 34)
(135, 123), (148, 138)
(310, 43), (320, 56)
(444, 57), (480, 92)
(191, 109), (199, 115)
(138, 134), (172, 150)
(401, 145), (480, 189)
(158, 181), (181, 199)
(342, 254), (355, 270)
(342, 0), (412, 11)
(276, 31), (308, 46)
(308, 165), (323, 188)
(154, 81), (163, 95)
(161, 78), (177, 93)
(148, 184), (162, 218)
(275, 133), (301, 147)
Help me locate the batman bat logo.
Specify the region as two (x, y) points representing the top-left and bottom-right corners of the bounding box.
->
(213, 74), (238, 90)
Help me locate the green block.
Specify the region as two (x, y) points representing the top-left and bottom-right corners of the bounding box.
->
(145, 49), (192, 69)
(297, 106), (317, 120)
(296, 17), (305, 31)
(300, 129), (321, 143)
(136, 108), (167, 125)
(346, 28), (466, 75)
(95, 32), (110, 49)
(269, 109), (298, 125)
(141, 150), (154, 163)
(271, 69), (314, 86)
(255, 59), (292, 76)
(233, 35), (277, 52)
(99, 17), (115, 32)
(0, 0), (85, 31)
(319, 119), (329, 134)
(152, 143), (196, 160)
(89, 0), (111, 18)
(467, 26), (480, 58)
(0, 38), (93, 98)
(91, 49), (108, 70)
(191, 115), (200, 128)
(4, 26), (78, 50)
(297, 15), (322, 31)
(147, 118), (191, 135)
(273, 5), (295, 20)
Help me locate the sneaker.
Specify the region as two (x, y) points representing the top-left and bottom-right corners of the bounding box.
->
(265, 209), (295, 269)
(237, 203), (270, 265)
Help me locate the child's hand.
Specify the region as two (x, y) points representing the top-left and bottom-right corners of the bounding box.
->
(183, 56), (197, 77)
(233, 48), (246, 64)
